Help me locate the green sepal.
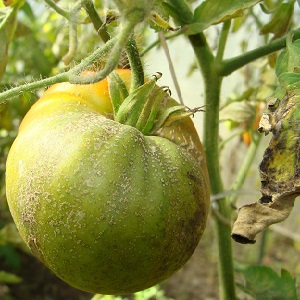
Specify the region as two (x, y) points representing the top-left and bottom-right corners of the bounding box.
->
(136, 85), (167, 135)
(108, 71), (129, 115)
(151, 105), (187, 133)
(115, 76), (158, 131)
(260, 1), (295, 39)
(113, 72), (198, 136)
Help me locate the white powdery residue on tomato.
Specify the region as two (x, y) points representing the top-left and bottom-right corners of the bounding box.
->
(186, 137), (196, 152)
(84, 178), (94, 188)
(93, 137), (104, 150)
(148, 144), (157, 154)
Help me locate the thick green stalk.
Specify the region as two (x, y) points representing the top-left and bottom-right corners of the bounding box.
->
(204, 73), (235, 300)
(188, 31), (236, 300)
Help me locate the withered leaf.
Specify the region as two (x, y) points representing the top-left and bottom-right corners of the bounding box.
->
(232, 36), (300, 244)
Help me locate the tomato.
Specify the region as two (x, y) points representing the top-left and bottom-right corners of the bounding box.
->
(6, 69), (210, 294)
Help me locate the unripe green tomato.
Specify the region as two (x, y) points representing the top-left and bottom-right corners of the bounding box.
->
(6, 69), (210, 295)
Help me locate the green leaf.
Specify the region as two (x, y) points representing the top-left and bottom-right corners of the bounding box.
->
(260, 1), (295, 38)
(20, 1), (35, 22)
(0, 0), (25, 81)
(220, 101), (256, 127)
(0, 245), (20, 269)
(278, 72), (300, 90)
(161, 2), (191, 24)
(259, 2), (272, 14)
(187, 0), (261, 34)
(0, 270), (22, 284)
(0, 223), (28, 251)
(276, 38), (300, 76)
(231, 15), (246, 33)
(237, 266), (298, 300)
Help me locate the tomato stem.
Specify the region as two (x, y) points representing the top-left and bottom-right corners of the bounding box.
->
(187, 19), (237, 300)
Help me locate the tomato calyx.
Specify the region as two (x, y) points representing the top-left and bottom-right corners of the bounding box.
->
(108, 71), (197, 135)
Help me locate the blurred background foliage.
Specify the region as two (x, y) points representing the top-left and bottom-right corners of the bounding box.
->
(0, 0), (300, 299)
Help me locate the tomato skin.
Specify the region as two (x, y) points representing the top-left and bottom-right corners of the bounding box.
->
(6, 70), (210, 294)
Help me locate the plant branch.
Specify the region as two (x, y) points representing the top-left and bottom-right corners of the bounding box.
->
(83, 0), (110, 42)
(43, 0), (70, 19)
(0, 73), (69, 103)
(62, 3), (79, 65)
(219, 129), (245, 150)
(69, 12), (143, 84)
(0, 37), (118, 103)
(72, 36), (117, 74)
(220, 28), (300, 76)
(216, 20), (231, 63)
